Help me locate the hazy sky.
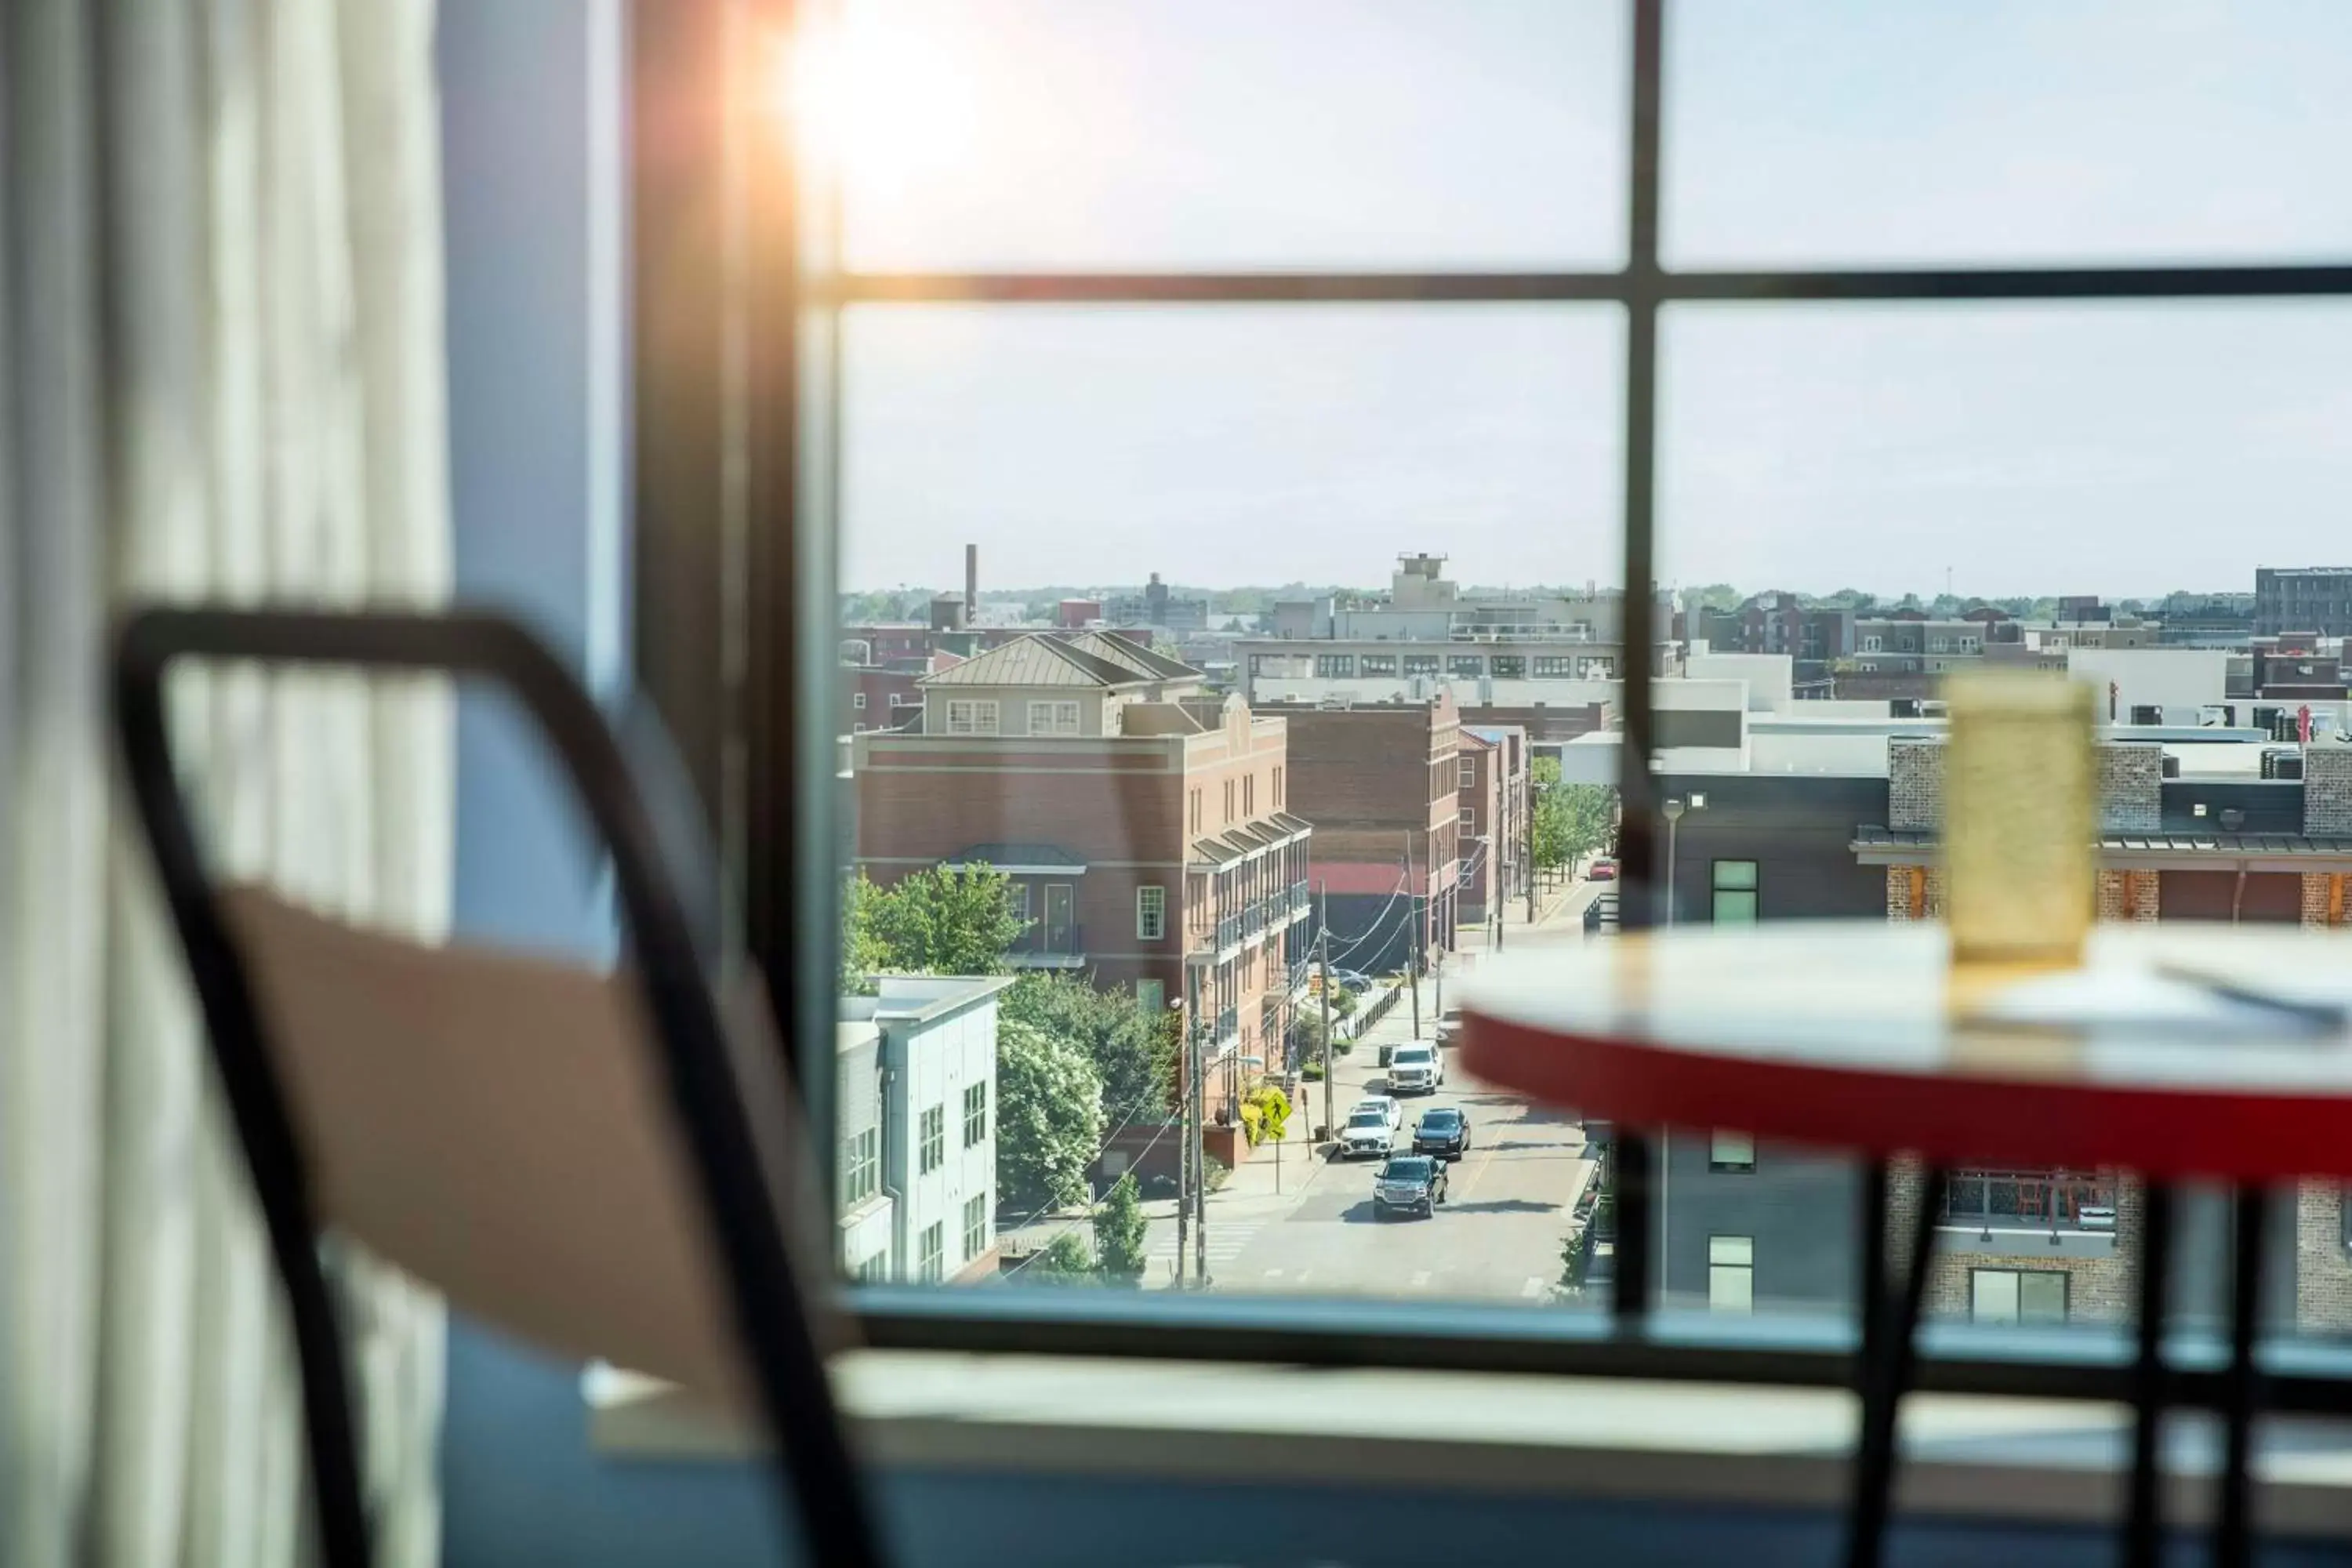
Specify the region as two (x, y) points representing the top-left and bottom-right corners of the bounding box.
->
(833, 1), (2352, 598)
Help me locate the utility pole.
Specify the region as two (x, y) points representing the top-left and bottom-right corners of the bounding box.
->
(1317, 898), (1334, 1140)
(1408, 834), (1423, 1036)
(1192, 1003), (1208, 1287)
(1176, 969), (1192, 1288)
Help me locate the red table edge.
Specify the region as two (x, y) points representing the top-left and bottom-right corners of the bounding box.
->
(1461, 1007), (2352, 1185)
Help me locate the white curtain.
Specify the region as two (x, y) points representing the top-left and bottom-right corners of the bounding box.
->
(2, 2), (452, 1566)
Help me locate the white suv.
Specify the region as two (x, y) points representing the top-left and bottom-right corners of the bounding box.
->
(1338, 1096), (1403, 1160)
(1386, 1041), (1444, 1095)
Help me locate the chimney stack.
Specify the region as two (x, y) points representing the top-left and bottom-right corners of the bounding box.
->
(964, 544), (978, 625)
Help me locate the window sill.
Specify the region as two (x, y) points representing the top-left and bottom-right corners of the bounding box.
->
(586, 1352), (2352, 1537)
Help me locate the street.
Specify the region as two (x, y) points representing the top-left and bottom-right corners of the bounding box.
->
(1141, 866), (1607, 1303)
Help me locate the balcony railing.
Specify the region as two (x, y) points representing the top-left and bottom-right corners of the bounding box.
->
(1007, 924), (1085, 967)
(1290, 880), (1311, 916)
(1940, 1170), (2117, 1232)
(1216, 1007), (1239, 1047)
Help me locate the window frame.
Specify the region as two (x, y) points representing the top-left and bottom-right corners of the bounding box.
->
(1707, 1235), (1755, 1315)
(919, 1106), (946, 1175)
(1138, 884), (1167, 940)
(964, 1192), (990, 1262)
(1027, 699), (1082, 735)
(701, 0), (2352, 1392)
(1708, 1131), (1755, 1174)
(945, 699), (1000, 736)
(1711, 859), (1759, 925)
(963, 1081), (989, 1149)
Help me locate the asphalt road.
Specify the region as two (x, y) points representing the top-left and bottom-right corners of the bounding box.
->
(1200, 970), (1599, 1305)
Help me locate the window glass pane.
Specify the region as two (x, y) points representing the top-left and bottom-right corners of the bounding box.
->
(846, 307), (1622, 593)
(2020, 1271), (2069, 1324)
(843, 303), (1618, 1304)
(1711, 860), (1757, 892)
(1665, 1), (2352, 267)
(814, 0), (1627, 270)
(1972, 1269), (2022, 1324)
(1709, 1131), (1755, 1171)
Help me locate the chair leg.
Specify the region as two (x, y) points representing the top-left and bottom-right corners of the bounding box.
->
(2216, 1186), (2267, 1568)
(1846, 1163), (1944, 1568)
(2125, 1181), (2176, 1568)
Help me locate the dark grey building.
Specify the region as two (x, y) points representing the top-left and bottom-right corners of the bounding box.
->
(1638, 765), (2301, 1327)
(2256, 567), (2352, 637)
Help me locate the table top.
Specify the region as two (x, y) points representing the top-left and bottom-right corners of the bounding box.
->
(1457, 922), (2352, 1181)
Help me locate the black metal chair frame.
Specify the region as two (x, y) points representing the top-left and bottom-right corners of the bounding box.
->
(111, 604), (886, 1568)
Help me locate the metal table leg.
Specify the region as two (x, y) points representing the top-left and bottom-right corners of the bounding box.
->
(1846, 1163), (1945, 1568)
(2216, 1186), (2267, 1568)
(2125, 1182), (2176, 1568)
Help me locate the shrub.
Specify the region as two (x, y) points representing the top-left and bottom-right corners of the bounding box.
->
(1091, 1173), (1149, 1285)
(1244, 1083), (1291, 1145)
(1022, 1230), (1097, 1287)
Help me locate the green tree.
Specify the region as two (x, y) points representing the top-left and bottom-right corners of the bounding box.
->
(838, 873), (892, 994)
(1091, 1172), (1149, 1286)
(1002, 972), (1177, 1123)
(854, 863), (1028, 976)
(1022, 1230), (1098, 1286)
(1682, 582), (1743, 612)
(1531, 765), (1618, 877)
(994, 1018), (1106, 1214)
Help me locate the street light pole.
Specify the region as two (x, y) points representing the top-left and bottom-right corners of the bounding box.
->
(1662, 796), (1686, 927)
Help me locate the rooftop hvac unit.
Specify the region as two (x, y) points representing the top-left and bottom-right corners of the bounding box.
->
(2262, 748), (2305, 781)
(2254, 705), (2283, 733)
(2161, 753), (2180, 779)
(2131, 704), (2162, 726)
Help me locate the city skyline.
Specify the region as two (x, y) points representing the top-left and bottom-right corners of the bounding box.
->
(833, 2), (2352, 597)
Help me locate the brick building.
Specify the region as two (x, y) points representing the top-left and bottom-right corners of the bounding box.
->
(851, 633), (1312, 1141)
(1260, 695), (1462, 976)
(1465, 724), (1532, 923)
(1453, 731), (1503, 927)
(2256, 566), (2352, 637)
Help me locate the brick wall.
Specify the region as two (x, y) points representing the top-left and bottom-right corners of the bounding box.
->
(2295, 1183), (2352, 1333)
(2097, 744), (2162, 832)
(1889, 740), (1942, 833)
(1893, 1164), (2146, 1325)
(1882, 865), (1944, 920)
(2096, 869), (2159, 922)
(2306, 745), (2352, 834)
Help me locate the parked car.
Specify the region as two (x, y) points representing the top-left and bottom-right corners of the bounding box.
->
(1338, 1095), (1403, 1160)
(1330, 967), (1376, 993)
(1412, 1105), (1471, 1160)
(1435, 1006), (1464, 1049)
(1373, 1154), (1450, 1218)
(1386, 1040), (1444, 1094)
(1588, 857), (1618, 882)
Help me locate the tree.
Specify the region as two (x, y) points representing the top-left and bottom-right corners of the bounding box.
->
(1002, 972), (1177, 1123)
(1091, 1172), (1149, 1285)
(851, 862), (1027, 977)
(1022, 1230), (1098, 1286)
(838, 873), (893, 994)
(994, 1018), (1105, 1214)
(1530, 760), (1618, 878)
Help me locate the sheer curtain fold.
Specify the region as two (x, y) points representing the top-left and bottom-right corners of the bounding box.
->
(3, 1), (452, 1566)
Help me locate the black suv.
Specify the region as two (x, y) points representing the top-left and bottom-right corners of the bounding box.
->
(1412, 1106), (1471, 1161)
(1373, 1155), (1450, 1219)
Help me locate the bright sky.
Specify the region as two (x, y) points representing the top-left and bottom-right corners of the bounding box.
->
(831, 0), (2352, 599)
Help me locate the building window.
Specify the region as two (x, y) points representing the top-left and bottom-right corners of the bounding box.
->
(852, 1251), (891, 1283)
(1708, 1236), (1754, 1314)
(1137, 978), (1164, 1011)
(1712, 860), (1759, 924)
(1243, 775), (1254, 815)
(920, 1106), (946, 1174)
(946, 699), (999, 735)
(1272, 766), (1283, 805)
(1315, 653), (1356, 678)
(963, 1192), (989, 1262)
(1459, 807), (1475, 830)
(1709, 1131), (1756, 1173)
(1447, 655), (1485, 677)
(853, 691), (867, 710)
(1972, 1269), (2068, 1325)
(1533, 656), (1577, 677)
(1028, 699), (1082, 735)
(1359, 653), (1397, 675)
(963, 1081), (989, 1148)
(1138, 884), (1167, 940)
(918, 1221), (944, 1284)
(1490, 654), (1526, 679)
(842, 1126), (879, 1206)
(1402, 654), (1440, 677)
(1861, 636), (1883, 653)
(1458, 758), (1477, 789)
(1224, 780), (1235, 821)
